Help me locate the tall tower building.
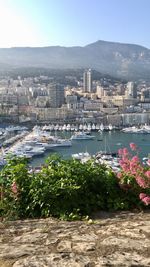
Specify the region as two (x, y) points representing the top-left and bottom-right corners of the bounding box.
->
(47, 83), (64, 108)
(83, 69), (92, 92)
(126, 82), (137, 98)
(96, 85), (104, 98)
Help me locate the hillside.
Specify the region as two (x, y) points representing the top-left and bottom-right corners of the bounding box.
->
(0, 40), (150, 80)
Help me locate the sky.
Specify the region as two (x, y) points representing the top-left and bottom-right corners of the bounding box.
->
(0, 0), (150, 48)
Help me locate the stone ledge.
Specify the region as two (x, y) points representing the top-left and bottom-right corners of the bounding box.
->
(0, 211), (150, 266)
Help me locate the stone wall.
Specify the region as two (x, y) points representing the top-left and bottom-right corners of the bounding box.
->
(0, 211), (150, 267)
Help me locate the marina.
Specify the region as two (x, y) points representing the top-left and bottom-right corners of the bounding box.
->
(0, 124), (150, 168)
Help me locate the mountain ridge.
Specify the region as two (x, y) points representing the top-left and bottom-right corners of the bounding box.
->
(0, 40), (150, 80)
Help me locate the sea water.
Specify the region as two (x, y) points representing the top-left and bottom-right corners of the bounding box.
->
(31, 131), (150, 167)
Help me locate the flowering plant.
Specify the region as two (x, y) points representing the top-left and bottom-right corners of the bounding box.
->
(117, 143), (150, 206)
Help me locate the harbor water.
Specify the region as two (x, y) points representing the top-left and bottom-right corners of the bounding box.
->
(30, 131), (150, 167)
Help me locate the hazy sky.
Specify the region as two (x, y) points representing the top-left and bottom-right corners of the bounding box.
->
(0, 0), (150, 48)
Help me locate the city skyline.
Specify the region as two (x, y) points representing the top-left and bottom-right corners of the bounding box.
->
(0, 0), (150, 49)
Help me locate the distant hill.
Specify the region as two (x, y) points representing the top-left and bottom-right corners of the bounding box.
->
(0, 40), (150, 80)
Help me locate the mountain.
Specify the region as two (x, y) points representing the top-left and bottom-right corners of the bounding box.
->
(0, 40), (150, 80)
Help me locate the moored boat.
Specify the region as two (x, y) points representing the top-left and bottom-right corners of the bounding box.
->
(71, 131), (95, 140)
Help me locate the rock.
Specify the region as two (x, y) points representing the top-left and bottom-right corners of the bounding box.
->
(0, 212), (149, 266)
(57, 241), (72, 252)
(13, 254), (92, 267)
(13, 233), (48, 243)
(72, 242), (96, 253)
(96, 252), (150, 266)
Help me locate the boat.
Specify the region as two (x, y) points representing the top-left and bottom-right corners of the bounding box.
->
(79, 124), (83, 131)
(46, 138), (72, 147)
(108, 124), (113, 131)
(62, 124), (67, 131)
(95, 138), (118, 160)
(96, 124), (100, 130)
(71, 131), (95, 140)
(83, 124), (87, 131)
(54, 124), (59, 131)
(143, 157), (150, 166)
(66, 124), (71, 131)
(6, 125), (28, 132)
(72, 152), (92, 163)
(99, 123), (104, 131)
(122, 125), (150, 134)
(91, 124), (96, 130)
(95, 152), (120, 171)
(23, 130), (72, 149)
(87, 123), (92, 132)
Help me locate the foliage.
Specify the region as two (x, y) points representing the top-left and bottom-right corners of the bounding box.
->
(0, 151), (149, 221)
(117, 143), (150, 207)
(0, 156), (33, 219)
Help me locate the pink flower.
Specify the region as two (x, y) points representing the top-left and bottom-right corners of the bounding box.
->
(132, 155), (139, 162)
(147, 159), (150, 166)
(139, 193), (147, 200)
(140, 195), (150, 205)
(130, 169), (137, 175)
(142, 196), (150, 205)
(122, 156), (129, 163)
(130, 161), (137, 169)
(139, 193), (150, 205)
(119, 159), (124, 166)
(130, 143), (137, 151)
(11, 181), (18, 195)
(136, 176), (148, 188)
(123, 165), (130, 172)
(123, 148), (129, 155)
(145, 170), (150, 179)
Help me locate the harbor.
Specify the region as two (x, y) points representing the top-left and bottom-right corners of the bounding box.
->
(0, 124), (149, 168)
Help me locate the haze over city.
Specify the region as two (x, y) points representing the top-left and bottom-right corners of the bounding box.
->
(0, 0), (150, 48)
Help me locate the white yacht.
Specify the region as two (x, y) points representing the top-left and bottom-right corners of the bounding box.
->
(91, 124), (96, 130)
(99, 123), (104, 131)
(66, 124), (71, 131)
(96, 124), (100, 130)
(83, 124), (87, 131)
(25, 133), (72, 149)
(71, 131), (95, 140)
(54, 124), (59, 131)
(72, 152), (91, 162)
(74, 125), (78, 131)
(87, 124), (92, 132)
(62, 124), (67, 131)
(122, 125), (150, 134)
(79, 124), (83, 130)
(46, 138), (72, 147)
(108, 124), (113, 131)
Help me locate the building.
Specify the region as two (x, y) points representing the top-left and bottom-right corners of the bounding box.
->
(66, 95), (78, 109)
(96, 86), (104, 98)
(83, 69), (92, 93)
(36, 107), (77, 122)
(125, 82), (137, 98)
(84, 100), (103, 111)
(121, 113), (149, 126)
(47, 83), (64, 108)
(0, 94), (18, 106)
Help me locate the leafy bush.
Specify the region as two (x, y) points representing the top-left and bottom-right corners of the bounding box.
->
(0, 152), (149, 220)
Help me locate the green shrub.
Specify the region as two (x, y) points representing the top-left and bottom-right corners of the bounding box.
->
(0, 154), (141, 220)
